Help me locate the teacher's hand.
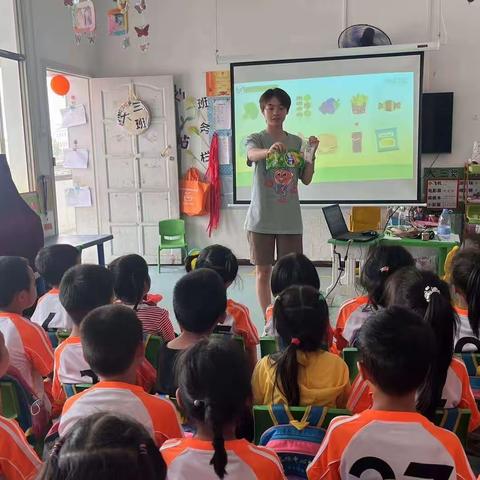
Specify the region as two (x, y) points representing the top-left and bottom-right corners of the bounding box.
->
(268, 142), (287, 154)
(308, 136), (319, 153)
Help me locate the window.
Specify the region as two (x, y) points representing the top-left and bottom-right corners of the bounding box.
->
(0, 0), (31, 193)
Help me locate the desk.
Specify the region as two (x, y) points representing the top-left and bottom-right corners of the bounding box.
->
(45, 234), (113, 266)
(327, 234), (459, 297)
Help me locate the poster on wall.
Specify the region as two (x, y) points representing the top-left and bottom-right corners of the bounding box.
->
(206, 71), (231, 97)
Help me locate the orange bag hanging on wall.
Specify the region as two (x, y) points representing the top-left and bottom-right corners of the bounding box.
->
(180, 167), (210, 216)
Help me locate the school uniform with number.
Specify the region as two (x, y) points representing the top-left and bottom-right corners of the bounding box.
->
(454, 307), (480, 352)
(332, 296), (374, 354)
(347, 358), (480, 432)
(307, 410), (475, 480)
(31, 288), (72, 331)
(59, 381), (183, 446)
(0, 311), (53, 403)
(161, 437), (286, 480)
(0, 415), (42, 480)
(52, 336), (156, 416)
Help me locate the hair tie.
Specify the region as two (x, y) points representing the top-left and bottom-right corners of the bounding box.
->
(291, 337), (301, 346)
(139, 443), (148, 455)
(379, 266), (389, 273)
(424, 286), (441, 303)
(191, 258), (198, 270)
(50, 439), (65, 458)
(193, 399), (204, 408)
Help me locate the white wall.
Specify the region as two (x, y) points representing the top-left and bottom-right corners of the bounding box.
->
(22, 0), (480, 260)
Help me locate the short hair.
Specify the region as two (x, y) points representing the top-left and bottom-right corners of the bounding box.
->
(173, 269), (226, 334)
(357, 306), (434, 397)
(195, 244), (238, 285)
(0, 256), (31, 308)
(271, 253), (320, 296)
(38, 413), (166, 480)
(81, 305), (143, 377)
(35, 244), (80, 287)
(259, 88), (291, 112)
(59, 265), (113, 325)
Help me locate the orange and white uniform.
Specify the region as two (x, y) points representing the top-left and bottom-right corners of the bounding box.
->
(0, 416), (42, 480)
(225, 299), (259, 349)
(52, 336), (156, 415)
(332, 296), (374, 354)
(454, 307), (479, 352)
(0, 311), (53, 402)
(31, 288), (72, 331)
(347, 358), (480, 432)
(59, 381), (182, 446)
(307, 410), (474, 480)
(161, 437), (286, 480)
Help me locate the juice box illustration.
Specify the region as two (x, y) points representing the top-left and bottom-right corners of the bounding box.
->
(352, 132), (363, 153)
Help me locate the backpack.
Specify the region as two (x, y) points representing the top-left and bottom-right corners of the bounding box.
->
(259, 404), (327, 479)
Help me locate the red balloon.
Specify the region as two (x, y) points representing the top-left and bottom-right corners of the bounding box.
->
(50, 75), (70, 96)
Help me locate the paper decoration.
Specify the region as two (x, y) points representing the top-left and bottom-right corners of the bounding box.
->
(426, 179), (458, 209)
(65, 187), (92, 207)
(206, 71), (231, 97)
(208, 97), (231, 132)
(108, 8), (128, 36)
(51, 75), (70, 96)
(72, 0), (96, 44)
(117, 96), (151, 135)
(217, 135), (232, 165)
(61, 105), (87, 128)
(64, 148), (89, 169)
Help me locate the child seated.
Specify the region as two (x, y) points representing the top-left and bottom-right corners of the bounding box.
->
(156, 269), (227, 396)
(161, 337), (285, 479)
(451, 249), (480, 351)
(0, 256), (53, 408)
(0, 330), (42, 480)
(32, 244), (80, 331)
(52, 264), (155, 416)
(40, 413), (166, 480)
(333, 245), (414, 353)
(252, 285), (350, 407)
(108, 254), (175, 342)
(59, 305), (182, 446)
(192, 244), (259, 370)
(348, 268), (480, 433)
(307, 306), (474, 480)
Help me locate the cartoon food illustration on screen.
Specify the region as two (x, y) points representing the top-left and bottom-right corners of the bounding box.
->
(243, 102), (259, 120)
(378, 100), (401, 111)
(352, 132), (363, 153)
(351, 94), (368, 114)
(296, 95), (312, 117)
(376, 127), (399, 152)
(317, 134), (338, 154)
(320, 98), (340, 115)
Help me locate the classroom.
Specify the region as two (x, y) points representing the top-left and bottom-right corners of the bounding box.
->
(1, 0), (480, 478)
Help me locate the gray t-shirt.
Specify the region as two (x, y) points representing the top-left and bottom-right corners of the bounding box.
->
(245, 130), (303, 234)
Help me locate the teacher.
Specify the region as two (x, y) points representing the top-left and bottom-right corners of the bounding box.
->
(245, 88), (319, 315)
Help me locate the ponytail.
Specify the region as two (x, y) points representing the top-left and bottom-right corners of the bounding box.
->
(466, 265), (480, 338)
(133, 271), (145, 311)
(205, 404), (228, 479)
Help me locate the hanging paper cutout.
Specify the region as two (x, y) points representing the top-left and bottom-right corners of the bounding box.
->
(117, 87), (151, 136)
(134, 0), (146, 14)
(132, 0), (150, 52)
(72, 0), (96, 44)
(108, 8), (128, 36)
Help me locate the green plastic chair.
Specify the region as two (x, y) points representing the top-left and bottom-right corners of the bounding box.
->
(434, 408), (471, 447)
(0, 381), (20, 421)
(260, 336), (279, 358)
(158, 219), (188, 272)
(456, 352), (480, 376)
(253, 405), (351, 445)
(342, 347), (360, 383)
(62, 383), (92, 398)
(144, 334), (164, 371)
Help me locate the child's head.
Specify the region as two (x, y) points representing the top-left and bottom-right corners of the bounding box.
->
(194, 244), (238, 287)
(359, 245), (414, 307)
(173, 269), (227, 334)
(384, 267), (457, 418)
(271, 253), (320, 297)
(108, 254), (150, 309)
(176, 337), (251, 479)
(461, 232), (480, 251)
(0, 256), (37, 311)
(0, 332), (9, 378)
(357, 306), (433, 400)
(452, 249), (480, 337)
(59, 264), (113, 326)
(81, 305), (143, 379)
(39, 412), (166, 480)
(35, 244), (80, 288)
(272, 285), (329, 405)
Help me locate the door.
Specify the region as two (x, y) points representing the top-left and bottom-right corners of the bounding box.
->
(91, 76), (179, 264)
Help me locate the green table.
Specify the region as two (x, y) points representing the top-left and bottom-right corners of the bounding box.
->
(327, 234), (459, 296)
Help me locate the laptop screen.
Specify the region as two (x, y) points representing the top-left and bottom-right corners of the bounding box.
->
(322, 205), (349, 238)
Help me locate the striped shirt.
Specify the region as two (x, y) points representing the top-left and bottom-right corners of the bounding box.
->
(0, 416), (42, 480)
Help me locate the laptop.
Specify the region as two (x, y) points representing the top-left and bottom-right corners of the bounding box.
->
(322, 204), (378, 242)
